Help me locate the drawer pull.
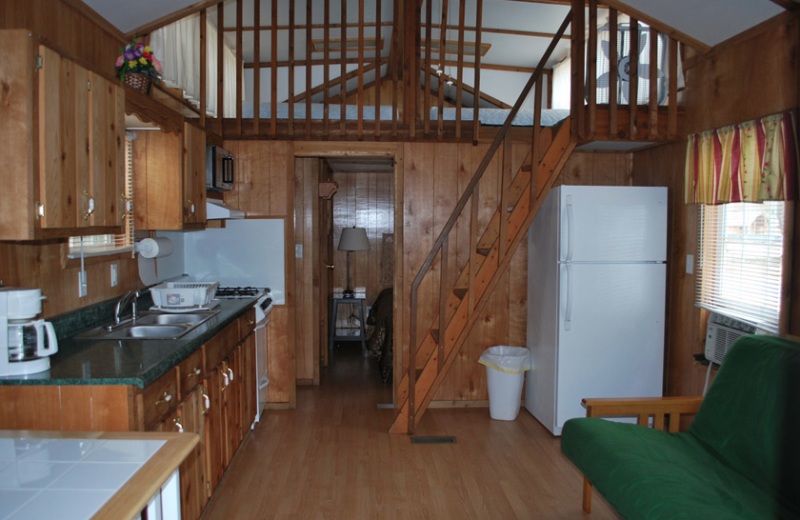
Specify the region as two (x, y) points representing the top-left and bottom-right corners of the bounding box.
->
(222, 372), (230, 389)
(227, 368), (235, 381)
(173, 418), (184, 433)
(155, 392), (173, 405)
(202, 388), (210, 415)
(83, 190), (95, 220)
(187, 367), (201, 379)
(247, 320), (255, 325)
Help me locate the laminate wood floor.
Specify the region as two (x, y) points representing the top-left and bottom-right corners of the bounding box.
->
(201, 342), (619, 520)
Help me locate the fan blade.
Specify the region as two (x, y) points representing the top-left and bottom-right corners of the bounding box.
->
(601, 40), (612, 60)
(596, 72), (612, 88)
(638, 29), (648, 56)
(620, 81), (629, 104)
(637, 64), (665, 80)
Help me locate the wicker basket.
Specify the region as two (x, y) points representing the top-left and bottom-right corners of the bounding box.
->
(124, 73), (151, 95)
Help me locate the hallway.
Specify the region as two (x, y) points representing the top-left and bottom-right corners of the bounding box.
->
(200, 342), (618, 519)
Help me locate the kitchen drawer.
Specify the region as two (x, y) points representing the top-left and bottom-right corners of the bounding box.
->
(177, 348), (205, 399)
(204, 320), (240, 372)
(141, 369), (179, 430)
(239, 308), (256, 338)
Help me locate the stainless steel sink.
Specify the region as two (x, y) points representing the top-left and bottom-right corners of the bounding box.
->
(76, 310), (219, 340)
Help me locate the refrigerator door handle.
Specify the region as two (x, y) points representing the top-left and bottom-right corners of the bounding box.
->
(564, 264), (572, 331)
(565, 195), (574, 261)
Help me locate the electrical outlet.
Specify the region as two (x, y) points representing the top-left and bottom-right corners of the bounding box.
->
(110, 263), (118, 287)
(686, 254), (694, 275)
(78, 271), (88, 298)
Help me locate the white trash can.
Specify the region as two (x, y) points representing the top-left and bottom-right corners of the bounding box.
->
(479, 346), (531, 421)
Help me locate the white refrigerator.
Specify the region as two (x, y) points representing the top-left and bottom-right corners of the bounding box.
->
(524, 186), (667, 436)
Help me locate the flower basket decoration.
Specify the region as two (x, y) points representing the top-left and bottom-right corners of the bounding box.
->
(115, 42), (162, 95)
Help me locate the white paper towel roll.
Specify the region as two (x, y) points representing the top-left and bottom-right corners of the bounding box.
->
(137, 237), (173, 259)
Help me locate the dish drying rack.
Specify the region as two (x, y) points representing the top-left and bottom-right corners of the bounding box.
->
(150, 282), (220, 309)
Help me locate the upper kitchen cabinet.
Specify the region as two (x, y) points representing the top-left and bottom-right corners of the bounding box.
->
(132, 121), (206, 230)
(0, 31), (125, 240)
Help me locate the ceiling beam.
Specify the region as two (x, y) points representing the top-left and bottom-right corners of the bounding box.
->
(767, 0), (800, 10)
(126, 0), (222, 39)
(601, 0), (711, 53)
(421, 67), (511, 109)
(287, 60), (387, 103)
(222, 21), (394, 32)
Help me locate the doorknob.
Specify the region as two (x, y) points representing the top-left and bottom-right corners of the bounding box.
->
(325, 264), (335, 269)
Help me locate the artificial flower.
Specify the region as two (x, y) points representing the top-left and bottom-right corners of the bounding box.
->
(128, 60), (137, 68)
(115, 56), (124, 67)
(139, 57), (148, 65)
(145, 46), (153, 53)
(115, 40), (163, 83)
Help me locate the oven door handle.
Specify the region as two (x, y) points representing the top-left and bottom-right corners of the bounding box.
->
(254, 320), (268, 332)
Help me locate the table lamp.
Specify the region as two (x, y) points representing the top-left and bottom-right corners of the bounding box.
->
(338, 227), (369, 298)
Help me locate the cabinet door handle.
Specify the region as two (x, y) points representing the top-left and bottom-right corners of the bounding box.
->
(227, 368), (235, 381)
(173, 418), (184, 433)
(36, 201), (44, 220)
(83, 190), (95, 220)
(247, 320), (255, 325)
(187, 199), (196, 217)
(155, 392), (173, 405)
(202, 388), (211, 415)
(222, 372), (230, 389)
(187, 367), (201, 379)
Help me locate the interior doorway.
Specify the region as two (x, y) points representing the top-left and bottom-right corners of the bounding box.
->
(293, 150), (398, 393)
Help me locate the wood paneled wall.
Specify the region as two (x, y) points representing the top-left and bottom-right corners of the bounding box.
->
(331, 171), (395, 304)
(398, 145), (632, 402)
(633, 15), (800, 396)
(0, 242), (141, 318)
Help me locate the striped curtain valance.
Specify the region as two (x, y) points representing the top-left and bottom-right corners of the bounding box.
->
(685, 112), (799, 204)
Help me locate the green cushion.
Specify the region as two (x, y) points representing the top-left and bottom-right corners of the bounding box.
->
(561, 419), (798, 520)
(688, 335), (800, 512)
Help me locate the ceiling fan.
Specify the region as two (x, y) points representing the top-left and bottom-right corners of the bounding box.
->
(590, 23), (669, 106)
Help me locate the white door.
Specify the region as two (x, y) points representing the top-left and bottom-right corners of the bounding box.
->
(554, 262), (666, 434)
(558, 186), (667, 263)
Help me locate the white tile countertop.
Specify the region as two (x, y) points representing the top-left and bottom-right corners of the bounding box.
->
(0, 432), (198, 520)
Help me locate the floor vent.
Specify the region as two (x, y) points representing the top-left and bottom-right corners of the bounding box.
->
(410, 436), (457, 445)
(376, 403), (394, 409)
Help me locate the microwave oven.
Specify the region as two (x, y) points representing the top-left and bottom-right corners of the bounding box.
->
(206, 145), (234, 191)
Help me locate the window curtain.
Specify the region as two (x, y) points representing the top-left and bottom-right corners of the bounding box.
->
(685, 112), (798, 204)
(149, 14), (239, 118)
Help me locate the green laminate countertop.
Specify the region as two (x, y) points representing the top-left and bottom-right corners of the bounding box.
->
(0, 298), (256, 388)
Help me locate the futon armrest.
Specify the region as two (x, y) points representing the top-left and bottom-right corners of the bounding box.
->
(581, 396), (704, 432)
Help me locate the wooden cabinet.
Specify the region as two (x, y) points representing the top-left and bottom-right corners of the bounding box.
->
(132, 121), (206, 230)
(0, 30), (125, 240)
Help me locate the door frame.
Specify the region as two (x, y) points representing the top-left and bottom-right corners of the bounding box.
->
(293, 143), (403, 406)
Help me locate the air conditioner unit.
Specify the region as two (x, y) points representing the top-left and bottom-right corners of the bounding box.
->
(704, 312), (757, 365)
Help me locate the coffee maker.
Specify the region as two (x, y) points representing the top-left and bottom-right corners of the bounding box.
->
(0, 288), (58, 376)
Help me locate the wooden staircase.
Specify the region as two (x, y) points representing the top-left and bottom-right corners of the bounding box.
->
(389, 12), (575, 434)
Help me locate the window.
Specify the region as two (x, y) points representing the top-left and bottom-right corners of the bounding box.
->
(696, 201), (786, 333)
(68, 133), (135, 258)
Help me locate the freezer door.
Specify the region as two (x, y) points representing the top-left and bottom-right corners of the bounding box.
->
(558, 186), (667, 262)
(555, 263), (666, 434)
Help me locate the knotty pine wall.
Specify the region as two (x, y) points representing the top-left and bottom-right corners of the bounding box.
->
(632, 14), (800, 397)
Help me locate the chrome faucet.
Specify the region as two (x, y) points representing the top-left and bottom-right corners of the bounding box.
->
(115, 290), (139, 325)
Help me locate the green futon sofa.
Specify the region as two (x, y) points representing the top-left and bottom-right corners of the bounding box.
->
(561, 335), (800, 520)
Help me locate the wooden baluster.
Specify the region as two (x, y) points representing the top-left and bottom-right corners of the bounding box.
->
(408, 284), (418, 433)
(374, 0), (381, 138)
(667, 38), (678, 139)
(587, 0), (597, 139)
(289, 0), (295, 137)
(499, 137), (510, 263)
(439, 238), (449, 372)
(570, 0), (585, 141)
(437, 0), (449, 140)
(455, 0), (465, 141)
(253, 0), (261, 136)
(236, 0), (243, 135)
(473, 0), (483, 145)
(628, 17), (639, 140)
(424, 0), (432, 136)
(648, 27), (658, 140)
(306, 0), (312, 140)
(468, 183), (479, 315)
(608, 10), (618, 138)
(357, 0), (364, 139)
(271, 0), (278, 138)
(323, 0), (330, 139)
(531, 76), (542, 208)
(340, 0), (347, 135)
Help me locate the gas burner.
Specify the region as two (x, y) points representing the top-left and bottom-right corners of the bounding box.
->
(216, 286), (263, 299)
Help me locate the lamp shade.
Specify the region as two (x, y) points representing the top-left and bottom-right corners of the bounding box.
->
(338, 227), (370, 251)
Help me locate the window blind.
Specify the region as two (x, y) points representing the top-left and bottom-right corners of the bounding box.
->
(68, 134), (135, 257)
(696, 201), (785, 333)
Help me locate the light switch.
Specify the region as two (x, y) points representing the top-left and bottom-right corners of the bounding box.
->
(686, 254), (694, 275)
(296, 244), (303, 258)
(110, 263), (118, 287)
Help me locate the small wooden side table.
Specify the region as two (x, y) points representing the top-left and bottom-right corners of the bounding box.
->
(328, 297), (367, 359)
